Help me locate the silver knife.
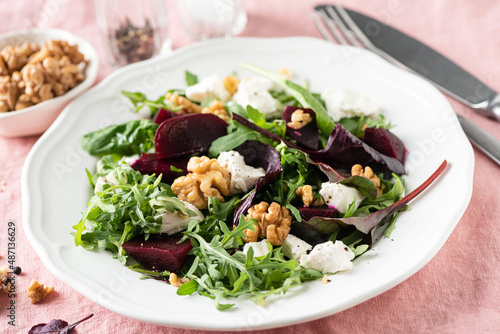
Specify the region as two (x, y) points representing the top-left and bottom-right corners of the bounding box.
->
(343, 8), (500, 121)
(316, 6), (500, 165)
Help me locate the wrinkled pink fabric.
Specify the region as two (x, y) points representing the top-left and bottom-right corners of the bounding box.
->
(1, 0), (500, 333)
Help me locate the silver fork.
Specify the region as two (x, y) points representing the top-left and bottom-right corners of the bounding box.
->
(313, 5), (399, 67)
(312, 4), (500, 166)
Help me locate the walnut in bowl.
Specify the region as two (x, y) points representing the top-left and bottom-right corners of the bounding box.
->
(0, 29), (98, 137)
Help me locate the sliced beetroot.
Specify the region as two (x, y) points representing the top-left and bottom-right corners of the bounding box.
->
(283, 106), (318, 150)
(130, 153), (189, 183)
(122, 234), (191, 272)
(153, 108), (181, 125)
(155, 114), (228, 159)
(232, 141), (282, 225)
(298, 206), (338, 222)
(232, 113), (405, 175)
(364, 127), (407, 164)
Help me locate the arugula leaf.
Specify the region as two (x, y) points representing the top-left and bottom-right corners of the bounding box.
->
(185, 70), (198, 86)
(121, 90), (182, 116)
(226, 101), (247, 118)
(180, 216), (322, 309)
(239, 62), (334, 136)
(81, 120), (158, 157)
(73, 164), (188, 264)
(245, 105), (287, 137)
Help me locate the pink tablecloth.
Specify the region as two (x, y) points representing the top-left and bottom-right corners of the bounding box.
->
(1, 0), (500, 333)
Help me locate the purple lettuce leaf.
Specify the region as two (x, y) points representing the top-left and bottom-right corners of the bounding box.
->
(303, 160), (447, 245)
(28, 314), (93, 334)
(232, 141), (282, 225)
(131, 153), (189, 183)
(232, 113), (405, 175)
(155, 114), (228, 158)
(306, 158), (347, 183)
(283, 106), (318, 150)
(310, 123), (405, 175)
(290, 220), (330, 247)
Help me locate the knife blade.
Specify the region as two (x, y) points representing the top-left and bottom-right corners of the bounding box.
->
(342, 7), (500, 122)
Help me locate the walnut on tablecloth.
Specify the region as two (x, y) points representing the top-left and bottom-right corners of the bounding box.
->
(26, 279), (54, 304)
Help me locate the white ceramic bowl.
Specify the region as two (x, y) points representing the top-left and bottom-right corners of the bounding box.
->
(0, 28), (98, 137)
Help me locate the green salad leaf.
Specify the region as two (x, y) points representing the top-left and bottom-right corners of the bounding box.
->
(179, 216), (323, 310)
(239, 62), (334, 136)
(121, 90), (183, 116)
(81, 119), (158, 157)
(185, 70), (199, 86)
(73, 162), (188, 264)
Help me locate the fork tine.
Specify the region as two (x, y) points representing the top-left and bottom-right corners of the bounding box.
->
(312, 13), (334, 42)
(314, 8), (346, 45)
(333, 5), (376, 50)
(325, 6), (359, 47)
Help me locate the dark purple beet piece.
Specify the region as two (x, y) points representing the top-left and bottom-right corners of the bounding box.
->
(298, 206), (338, 222)
(130, 153), (188, 183)
(232, 113), (405, 175)
(283, 106), (318, 150)
(364, 127), (407, 164)
(153, 108), (181, 125)
(232, 141), (282, 225)
(122, 235), (191, 271)
(155, 114), (228, 159)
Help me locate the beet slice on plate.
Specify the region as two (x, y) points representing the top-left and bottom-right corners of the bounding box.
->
(130, 153), (189, 183)
(122, 235), (191, 271)
(153, 108), (181, 125)
(363, 127), (407, 164)
(297, 206), (338, 222)
(155, 114), (228, 158)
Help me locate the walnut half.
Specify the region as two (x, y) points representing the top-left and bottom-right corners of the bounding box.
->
(171, 156), (231, 209)
(26, 279), (54, 304)
(244, 202), (291, 246)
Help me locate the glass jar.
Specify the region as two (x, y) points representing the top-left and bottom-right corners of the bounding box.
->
(176, 0), (247, 40)
(95, 0), (171, 67)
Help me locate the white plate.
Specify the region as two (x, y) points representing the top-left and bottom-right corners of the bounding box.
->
(22, 37), (474, 330)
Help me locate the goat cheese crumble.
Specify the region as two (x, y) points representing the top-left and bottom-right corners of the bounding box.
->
(300, 240), (355, 273)
(233, 77), (282, 118)
(321, 87), (379, 121)
(319, 182), (365, 214)
(217, 150), (265, 194)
